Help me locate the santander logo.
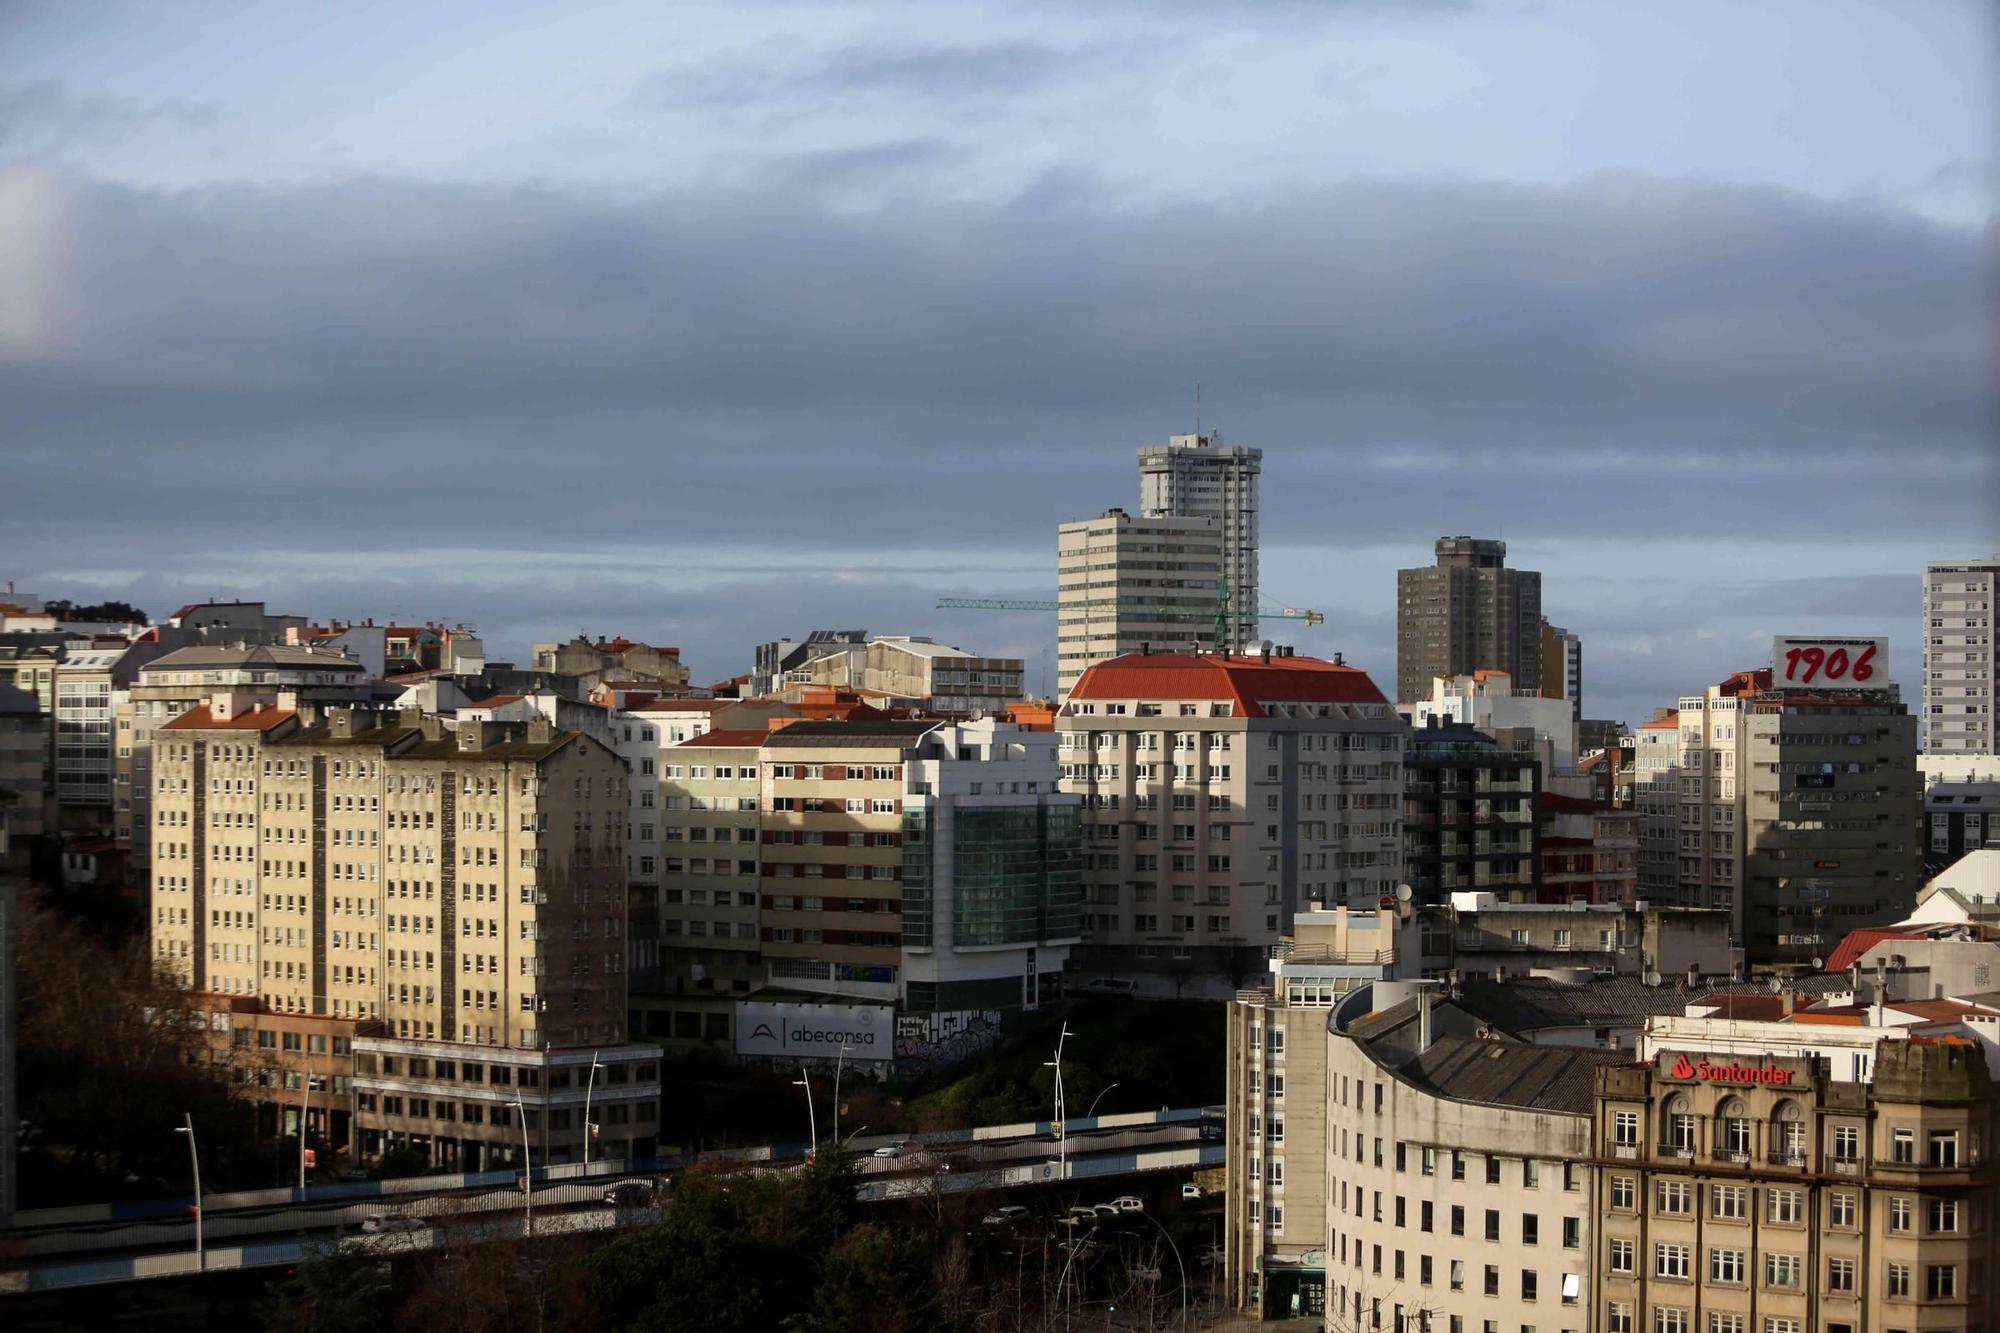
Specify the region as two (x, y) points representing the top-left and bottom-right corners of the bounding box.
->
(1665, 1052), (1793, 1087)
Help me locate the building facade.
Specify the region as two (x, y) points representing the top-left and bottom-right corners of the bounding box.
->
(786, 635), (1026, 714)
(1672, 669), (1921, 965)
(1541, 621), (1584, 727)
(1402, 721), (1540, 907)
(1138, 431), (1262, 657)
(1059, 651), (1404, 988)
(1926, 779), (2000, 874)
(148, 697), (660, 1169)
(1056, 508), (1224, 697)
(1924, 558), (1998, 756)
(1396, 537), (1544, 707)
(1593, 1039), (1998, 1333)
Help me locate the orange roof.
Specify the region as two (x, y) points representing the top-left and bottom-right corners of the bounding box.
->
(1716, 668), (1774, 698)
(1470, 668), (1507, 682)
(1068, 653), (1387, 718)
(678, 729), (769, 748)
(1640, 710), (1680, 730)
(465, 693), (527, 710)
(632, 698), (732, 714)
(1826, 927), (1928, 973)
(163, 704), (296, 732)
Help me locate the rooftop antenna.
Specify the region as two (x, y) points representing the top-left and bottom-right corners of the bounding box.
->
(1194, 382), (1201, 435)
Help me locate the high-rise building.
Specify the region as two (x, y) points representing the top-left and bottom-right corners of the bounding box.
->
(1924, 558), (1998, 755)
(1630, 710), (1683, 902)
(1396, 537), (1543, 705)
(1058, 650), (1404, 986)
(148, 696), (661, 1169)
(1672, 668), (1920, 965)
(1401, 720), (1540, 905)
(1138, 431), (1261, 656)
(1539, 619), (1582, 726)
(1056, 508), (1223, 697)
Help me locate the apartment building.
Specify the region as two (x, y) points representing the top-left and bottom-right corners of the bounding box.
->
(1402, 720), (1540, 907)
(1059, 650), (1404, 988)
(149, 697), (660, 1170)
(1926, 778), (2000, 873)
(1138, 430), (1262, 657)
(1056, 507), (1224, 697)
(1396, 537), (1544, 706)
(1541, 620), (1583, 727)
(1672, 668), (1920, 965)
(530, 635), (688, 690)
(54, 640), (169, 826)
(1594, 1039), (1997, 1333)
(0, 642), (60, 712)
(1404, 669), (1577, 775)
(753, 629), (868, 698)
(119, 643), (376, 881)
(1632, 712), (1683, 902)
(1282, 981), (1606, 1329)
(1539, 791), (1639, 906)
(1924, 558), (1998, 755)
(633, 729), (766, 1051)
(0, 684), (47, 846)
(784, 635), (1026, 714)
(1435, 893), (1733, 984)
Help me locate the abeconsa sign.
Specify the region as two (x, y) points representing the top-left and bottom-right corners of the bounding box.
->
(1771, 636), (1887, 691)
(1661, 1053), (1795, 1087)
(733, 1000), (892, 1059)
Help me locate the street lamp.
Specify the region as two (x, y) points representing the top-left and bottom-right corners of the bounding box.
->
(792, 1065), (818, 1156)
(581, 1050), (605, 1166)
(512, 1095), (533, 1237)
(298, 1054), (313, 1193)
(1043, 1023), (1073, 1179)
(174, 1113), (203, 1271)
(831, 1043), (850, 1143)
(838, 1123), (871, 1149)
(1084, 1083), (1120, 1121)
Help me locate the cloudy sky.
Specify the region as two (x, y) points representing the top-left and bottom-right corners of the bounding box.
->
(1, 0), (1993, 724)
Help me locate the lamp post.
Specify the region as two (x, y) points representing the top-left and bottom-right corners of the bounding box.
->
(1083, 1083), (1120, 1122)
(298, 1054), (313, 1193)
(831, 1043), (850, 1143)
(581, 1051), (605, 1166)
(1042, 1023), (1073, 1179)
(792, 1065), (818, 1157)
(174, 1113), (203, 1270)
(512, 1095), (533, 1237)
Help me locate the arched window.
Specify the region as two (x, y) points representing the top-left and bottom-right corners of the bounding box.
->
(1772, 1100), (1805, 1161)
(1665, 1094), (1696, 1152)
(1719, 1097), (1752, 1156)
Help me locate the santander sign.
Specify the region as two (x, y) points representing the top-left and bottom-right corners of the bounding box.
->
(1667, 1053), (1795, 1087)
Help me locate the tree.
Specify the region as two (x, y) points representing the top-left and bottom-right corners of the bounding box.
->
(257, 1243), (392, 1333)
(40, 598), (148, 624)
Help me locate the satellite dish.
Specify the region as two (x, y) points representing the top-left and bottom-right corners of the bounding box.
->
(1396, 884), (1414, 904)
(1811, 957), (1824, 970)
(1643, 971), (1662, 987)
(1768, 978), (1783, 994)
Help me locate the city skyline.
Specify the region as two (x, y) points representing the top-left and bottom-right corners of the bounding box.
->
(2, 0), (1993, 731)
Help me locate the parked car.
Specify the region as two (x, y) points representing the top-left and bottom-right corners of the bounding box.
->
(1180, 1182), (1203, 1200)
(603, 1180), (653, 1207)
(873, 1141), (907, 1159)
(980, 1205), (1030, 1227)
(1063, 1205), (1099, 1227)
(1110, 1196), (1144, 1213)
(361, 1212), (423, 1234)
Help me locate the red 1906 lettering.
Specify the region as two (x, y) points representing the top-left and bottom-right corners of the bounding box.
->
(1850, 642), (1876, 681)
(1785, 642), (1878, 684)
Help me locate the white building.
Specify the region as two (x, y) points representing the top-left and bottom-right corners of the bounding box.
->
(1056, 507), (1224, 697)
(1138, 431), (1262, 657)
(1924, 557), (1998, 756)
(1400, 669), (1577, 774)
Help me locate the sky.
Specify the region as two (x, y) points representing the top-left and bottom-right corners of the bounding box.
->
(1, 0), (1993, 725)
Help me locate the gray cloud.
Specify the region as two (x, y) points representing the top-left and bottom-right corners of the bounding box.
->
(0, 80), (217, 153)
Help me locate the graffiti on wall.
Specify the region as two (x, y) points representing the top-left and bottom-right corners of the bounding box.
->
(894, 1008), (1005, 1069)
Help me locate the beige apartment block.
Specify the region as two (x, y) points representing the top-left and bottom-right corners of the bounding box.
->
(1925, 558), (1998, 755)
(634, 728), (767, 1049)
(1056, 508), (1224, 697)
(1672, 669), (1919, 964)
(149, 695), (660, 1169)
(1593, 1040), (1997, 1333)
(785, 635), (1026, 714)
(1058, 651), (1404, 988)
(1138, 430), (1262, 657)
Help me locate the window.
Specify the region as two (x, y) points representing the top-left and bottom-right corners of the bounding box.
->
(1611, 1175), (1635, 1209)
(1656, 1243), (1690, 1280)
(1711, 1184), (1745, 1219)
(1486, 1209), (1500, 1241)
(1889, 1196), (1913, 1232)
(1927, 1264), (1957, 1300)
(1521, 1214), (1538, 1246)
(1608, 1239), (1634, 1274)
(1654, 1309), (1688, 1333)
(1717, 1098), (1750, 1155)
(1664, 1095), (1695, 1152)
(1486, 1156), (1502, 1185)
(1765, 1189), (1801, 1224)
(1562, 1217), (1580, 1249)
(1764, 1253), (1799, 1289)
(1656, 1180), (1690, 1215)
(1450, 1205), (1465, 1236)
(1709, 1248), (1744, 1284)
(1613, 1111), (1639, 1147)
(1891, 1126), (1916, 1164)
(1708, 1317), (1744, 1333)
(1828, 1191), (1855, 1228)
(1520, 1270), (1536, 1302)
(1450, 1259), (1464, 1292)
(1886, 1262), (1910, 1299)
(1608, 1305), (1632, 1333)
(1928, 1130), (1961, 1166)
(1482, 1265), (1499, 1297)
(1828, 1257), (1855, 1293)
(1831, 1123), (1859, 1161)
(1928, 1197), (1959, 1233)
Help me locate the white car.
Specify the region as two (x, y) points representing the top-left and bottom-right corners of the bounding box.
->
(980, 1205), (1030, 1227)
(361, 1212), (423, 1233)
(872, 1141), (906, 1159)
(1110, 1196), (1144, 1213)
(1180, 1183), (1203, 1200)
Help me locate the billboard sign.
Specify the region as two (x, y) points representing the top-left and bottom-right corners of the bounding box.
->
(734, 1000), (893, 1059)
(1771, 636), (1887, 691)
(1660, 1052), (1800, 1088)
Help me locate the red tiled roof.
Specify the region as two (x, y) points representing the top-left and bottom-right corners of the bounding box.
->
(1716, 668), (1774, 698)
(632, 698), (732, 714)
(1892, 998), (1995, 1023)
(1825, 927), (1928, 973)
(678, 729), (769, 748)
(464, 694), (527, 710)
(1068, 653), (1388, 718)
(163, 704), (296, 732)
(1639, 710), (1680, 730)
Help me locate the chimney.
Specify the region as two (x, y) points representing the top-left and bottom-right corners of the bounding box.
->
(1417, 984), (1435, 1054)
(1781, 990), (1795, 1017)
(1260, 643), (1271, 664)
(1333, 652), (1344, 666)
(526, 716), (554, 744)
